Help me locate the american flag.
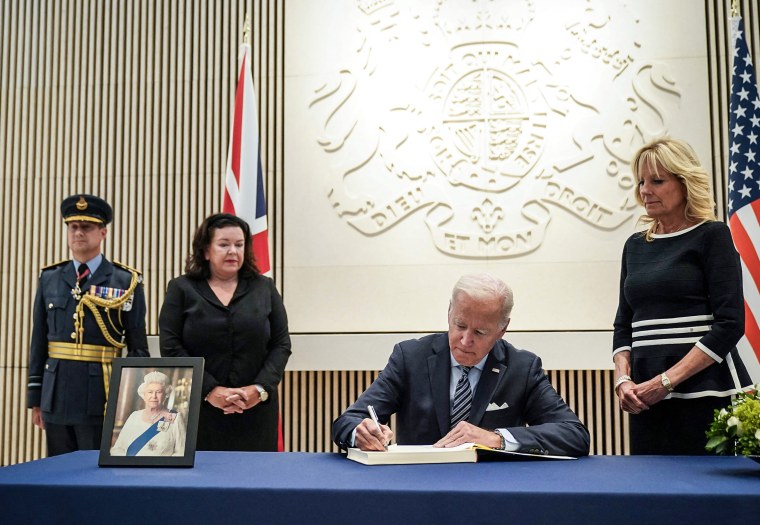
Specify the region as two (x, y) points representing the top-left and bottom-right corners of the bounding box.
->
(223, 38), (271, 276)
(727, 16), (760, 382)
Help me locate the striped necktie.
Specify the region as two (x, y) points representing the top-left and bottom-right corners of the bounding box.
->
(450, 366), (472, 428)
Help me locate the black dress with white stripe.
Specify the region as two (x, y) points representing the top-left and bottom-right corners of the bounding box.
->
(613, 221), (752, 398)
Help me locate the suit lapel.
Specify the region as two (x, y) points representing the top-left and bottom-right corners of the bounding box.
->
(193, 276), (247, 309)
(428, 336), (452, 436)
(87, 258), (113, 288)
(230, 276), (250, 301)
(194, 279), (226, 308)
(61, 261), (78, 289)
(469, 341), (508, 426)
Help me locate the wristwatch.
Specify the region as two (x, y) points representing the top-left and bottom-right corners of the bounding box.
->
(254, 384), (269, 402)
(660, 373), (674, 392)
(493, 430), (506, 450)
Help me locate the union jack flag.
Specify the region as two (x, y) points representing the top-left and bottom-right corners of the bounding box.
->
(727, 16), (760, 381)
(224, 39), (271, 275)
(224, 31), (283, 451)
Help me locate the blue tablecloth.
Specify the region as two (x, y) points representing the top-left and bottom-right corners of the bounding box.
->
(1, 452), (758, 524)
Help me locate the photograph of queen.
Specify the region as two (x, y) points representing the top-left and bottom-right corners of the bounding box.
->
(109, 371), (187, 457)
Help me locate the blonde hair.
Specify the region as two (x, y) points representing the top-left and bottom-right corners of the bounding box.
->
(451, 273), (513, 326)
(630, 137), (716, 241)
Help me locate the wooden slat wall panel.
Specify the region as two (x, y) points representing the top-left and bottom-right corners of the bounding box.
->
(0, 0), (283, 466)
(0, 1), (755, 465)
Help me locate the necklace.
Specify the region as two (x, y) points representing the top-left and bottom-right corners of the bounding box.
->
(147, 410), (162, 421)
(657, 220), (690, 234)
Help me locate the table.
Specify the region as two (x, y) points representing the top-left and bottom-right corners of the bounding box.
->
(0, 452), (758, 524)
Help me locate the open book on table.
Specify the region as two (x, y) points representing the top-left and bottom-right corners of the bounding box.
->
(346, 443), (576, 465)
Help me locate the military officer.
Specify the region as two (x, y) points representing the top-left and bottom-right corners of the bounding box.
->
(27, 194), (149, 456)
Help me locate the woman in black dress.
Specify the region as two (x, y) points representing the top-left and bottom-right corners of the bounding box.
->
(613, 138), (753, 454)
(159, 214), (291, 451)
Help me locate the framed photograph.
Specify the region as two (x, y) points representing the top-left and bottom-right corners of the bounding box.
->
(98, 357), (204, 467)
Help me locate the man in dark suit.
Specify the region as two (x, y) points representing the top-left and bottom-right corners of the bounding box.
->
(27, 194), (149, 456)
(332, 274), (590, 457)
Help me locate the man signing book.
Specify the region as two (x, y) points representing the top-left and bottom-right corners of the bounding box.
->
(332, 273), (590, 457)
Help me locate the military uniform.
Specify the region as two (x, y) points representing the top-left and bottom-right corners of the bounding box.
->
(26, 194), (149, 456)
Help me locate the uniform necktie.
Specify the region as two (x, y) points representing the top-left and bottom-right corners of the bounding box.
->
(450, 366), (472, 428)
(77, 263), (91, 285)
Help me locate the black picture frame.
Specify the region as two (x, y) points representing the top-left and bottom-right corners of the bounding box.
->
(98, 357), (204, 467)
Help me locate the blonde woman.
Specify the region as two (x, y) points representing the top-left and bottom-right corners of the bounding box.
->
(612, 137), (753, 454)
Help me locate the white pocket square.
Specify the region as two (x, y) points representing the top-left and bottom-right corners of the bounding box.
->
(486, 402), (509, 411)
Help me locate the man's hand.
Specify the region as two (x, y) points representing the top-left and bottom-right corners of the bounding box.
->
(31, 407), (45, 430)
(434, 421), (501, 448)
(355, 418), (393, 451)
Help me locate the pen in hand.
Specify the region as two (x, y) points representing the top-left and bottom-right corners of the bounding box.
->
(367, 405), (388, 451)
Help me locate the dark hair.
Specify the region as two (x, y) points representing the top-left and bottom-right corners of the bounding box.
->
(185, 213), (260, 279)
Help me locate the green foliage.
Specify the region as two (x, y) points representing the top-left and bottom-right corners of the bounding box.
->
(706, 388), (760, 456)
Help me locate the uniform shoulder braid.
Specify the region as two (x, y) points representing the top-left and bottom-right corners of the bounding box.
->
(113, 261), (143, 286)
(74, 260), (142, 349)
(113, 260), (142, 275)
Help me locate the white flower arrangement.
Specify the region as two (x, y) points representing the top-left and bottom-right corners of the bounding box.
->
(706, 388), (760, 456)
